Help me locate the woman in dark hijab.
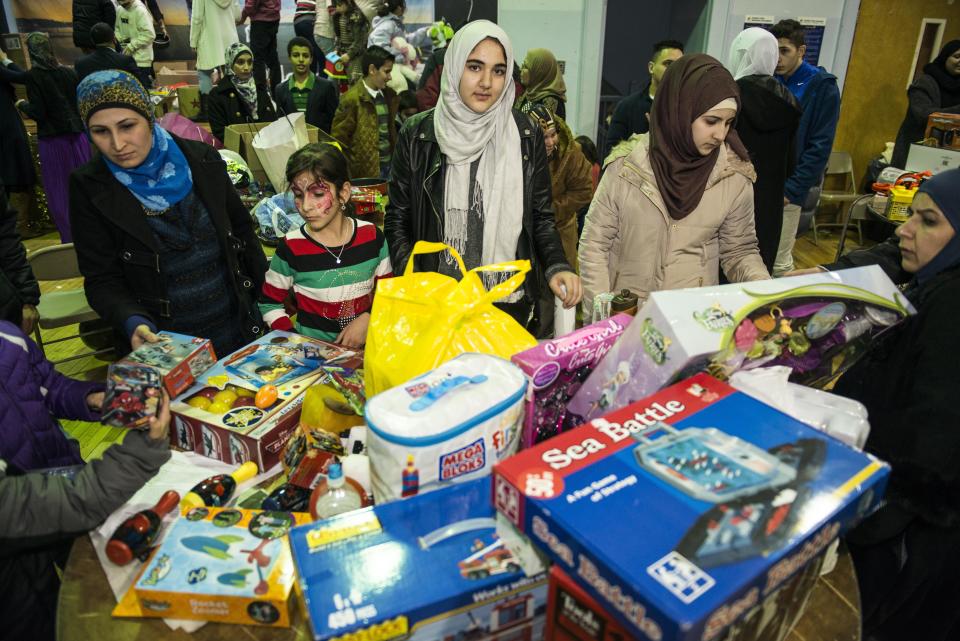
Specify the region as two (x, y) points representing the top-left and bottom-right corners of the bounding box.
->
(892, 40), (960, 168)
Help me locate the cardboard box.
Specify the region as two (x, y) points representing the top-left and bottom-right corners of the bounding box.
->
(512, 315), (631, 448)
(905, 142), (960, 174)
(289, 477), (548, 641)
(123, 331), (216, 397)
(924, 112), (960, 151)
(128, 507), (310, 626)
(170, 331), (359, 468)
(176, 85), (202, 120)
(493, 373), (889, 641)
(154, 67), (199, 88)
(150, 89), (177, 118)
(223, 121), (321, 185)
(567, 266), (913, 424)
(547, 566), (633, 641)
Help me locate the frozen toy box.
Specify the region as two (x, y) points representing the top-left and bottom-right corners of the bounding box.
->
(493, 373), (889, 641)
(289, 477), (548, 641)
(512, 315), (631, 448)
(171, 331), (360, 467)
(126, 507), (311, 626)
(568, 266), (913, 423)
(123, 331), (216, 397)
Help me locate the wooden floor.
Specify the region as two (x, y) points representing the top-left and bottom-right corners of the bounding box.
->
(25, 224), (869, 461)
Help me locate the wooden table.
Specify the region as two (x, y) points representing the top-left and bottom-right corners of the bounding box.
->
(58, 535), (860, 641)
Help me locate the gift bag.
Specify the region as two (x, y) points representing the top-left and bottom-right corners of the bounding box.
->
(251, 112), (309, 193)
(364, 241), (538, 397)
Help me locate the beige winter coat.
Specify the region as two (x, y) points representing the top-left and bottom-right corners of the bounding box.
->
(190, 0), (240, 71)
(579, 134), (769, 310)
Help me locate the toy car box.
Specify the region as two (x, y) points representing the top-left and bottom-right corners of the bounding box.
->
(171, 331), (360, 468)
(289, 477), (548, 641)
(123, 331), (216, 397)
(546, 566), (633, 641)
(494, 373), (889, 641)
(568, 266), (913, 424)
(512, 315), (631, 448)
(127, 506), (311, 626)
(925, 112), (960, 151)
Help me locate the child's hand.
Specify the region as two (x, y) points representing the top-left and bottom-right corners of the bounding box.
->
(335, 313), (369, 349)
(131, 324), (160, 350)
(147, 392), (171, 444)
(86, 391), (105, 412)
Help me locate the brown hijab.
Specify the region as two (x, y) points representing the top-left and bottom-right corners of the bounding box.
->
(648, 53), (749, 220)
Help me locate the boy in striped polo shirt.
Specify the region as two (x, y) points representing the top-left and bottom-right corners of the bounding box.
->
(258, 142), (392, 347)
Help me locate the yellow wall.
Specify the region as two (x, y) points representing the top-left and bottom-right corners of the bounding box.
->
(835, 0), (960, 180)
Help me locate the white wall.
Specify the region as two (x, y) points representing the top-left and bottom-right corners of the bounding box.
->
(497, 0), (607, 138)
(703, 0), (861, 93)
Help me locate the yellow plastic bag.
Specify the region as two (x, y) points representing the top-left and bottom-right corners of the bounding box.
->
(364, 241), (538, 397)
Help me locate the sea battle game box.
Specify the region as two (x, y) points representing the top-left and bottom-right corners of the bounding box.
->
(289, 477), (548, 641)
(567, 266), (913, 424)
(170, 331), (360, 467)
(494, 374), (889, 641)
(126, 507), (311, 626)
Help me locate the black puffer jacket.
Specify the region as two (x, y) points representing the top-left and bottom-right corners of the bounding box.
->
(69, 137), (268, 350)
(72, 0), (117, 49)
(0, 190), (40, 328)
(384, 109), (571, 303)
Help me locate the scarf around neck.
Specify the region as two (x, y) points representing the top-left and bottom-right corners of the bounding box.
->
(225, 42), (259, 116)
(648, 53), (749, 220)
(924, 40), (960, 108)
(434, 20), (523, 269)
(105, 123), (193, 211)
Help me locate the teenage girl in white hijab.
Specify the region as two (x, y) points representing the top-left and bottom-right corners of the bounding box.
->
(726, 27), (801, 272)
(384, 19), (581, 329)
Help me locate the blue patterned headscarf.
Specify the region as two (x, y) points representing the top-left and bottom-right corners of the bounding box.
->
(77, 70), (193, 211)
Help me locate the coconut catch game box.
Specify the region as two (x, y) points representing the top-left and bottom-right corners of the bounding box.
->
(493, 373), (889, 641)
(289, 477), (548, 641)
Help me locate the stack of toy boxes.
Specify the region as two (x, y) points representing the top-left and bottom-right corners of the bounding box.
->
(170, 331), (361, 468)
(289, 477), (548, 641)
(494, 373), (889, 641)
(568, 266), (913, 424)
(126, 507), (310, 626)
(123, 331), (216, 397)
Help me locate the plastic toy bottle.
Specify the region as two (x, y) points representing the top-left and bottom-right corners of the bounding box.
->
(106, 490), (181, 565)
(311, 462), (364, 520)
(180, 461), (259, 509)
(401, 455), (419, 498)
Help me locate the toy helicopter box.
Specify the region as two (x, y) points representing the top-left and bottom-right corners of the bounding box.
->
(128, 506), (311, 626)
(289, 477), (548, 641)
(567, 266), (913, 424)
(170, 331), (361, 468)
(493, 373), (889, 641)
(123, 331), (217, 397)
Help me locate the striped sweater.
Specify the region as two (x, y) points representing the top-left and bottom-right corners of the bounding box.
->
(258, 218), (392, 342)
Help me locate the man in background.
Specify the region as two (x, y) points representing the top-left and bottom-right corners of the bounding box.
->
(770, 18), (840, 276)
(75, 23), (141, 83)
(603, 39), (684, 158)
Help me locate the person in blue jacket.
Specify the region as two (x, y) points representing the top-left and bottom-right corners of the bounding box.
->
(770, 18), (840, 276)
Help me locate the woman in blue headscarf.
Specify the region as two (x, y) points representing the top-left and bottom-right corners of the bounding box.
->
(797, 168), (960, 640)
(69, 70), (267, 356)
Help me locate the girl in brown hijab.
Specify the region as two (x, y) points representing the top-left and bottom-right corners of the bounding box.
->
(516, 48), (567, 119)
(579, 53), (769, 312)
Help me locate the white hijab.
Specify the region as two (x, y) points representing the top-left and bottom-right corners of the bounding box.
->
(727, 27), (779, 80)
(434, 20), (523, 267)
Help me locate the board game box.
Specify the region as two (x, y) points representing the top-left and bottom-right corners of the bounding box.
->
(494, 373), (889, 641)
(124, 331), (217, 397)
(567, 266), (913, 424)
(171, 331), (361, 467)
(289, 477), (548, 641)
(127, 507), (311, 626)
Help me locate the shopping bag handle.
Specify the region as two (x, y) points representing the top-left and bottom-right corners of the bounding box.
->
(470, 260), (531, 308)
(403, 241), (467, 277)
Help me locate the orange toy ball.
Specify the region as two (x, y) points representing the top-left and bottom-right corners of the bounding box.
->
(255, 385), (279, 409)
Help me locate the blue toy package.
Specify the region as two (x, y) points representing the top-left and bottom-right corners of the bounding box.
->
(289, 477), (548, 641)
(493, 373), (889, 641)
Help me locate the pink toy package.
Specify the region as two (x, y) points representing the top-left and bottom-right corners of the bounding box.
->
(511, 314), (631, 448)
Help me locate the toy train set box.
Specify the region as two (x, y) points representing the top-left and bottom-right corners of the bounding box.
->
(493, 373), (889, 641)
(170, 331), (361, 468)
(123, 331), (217, 397)
(289, 477), (548, 641)
(124, 507), (311, 626)
(567, 266), (914, 424)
